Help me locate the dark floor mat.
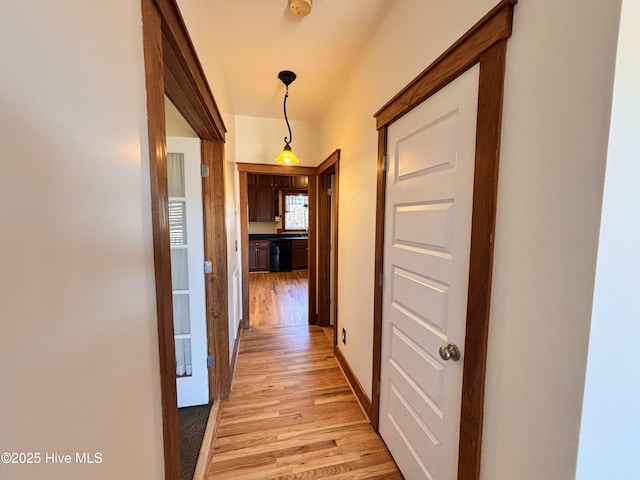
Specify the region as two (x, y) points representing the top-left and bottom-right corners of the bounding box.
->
(179, 403), (211, 480)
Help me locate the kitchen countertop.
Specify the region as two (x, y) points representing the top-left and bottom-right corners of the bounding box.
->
(248, 233), (308, 241)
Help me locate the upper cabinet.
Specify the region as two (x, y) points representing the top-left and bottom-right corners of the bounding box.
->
(248, 174), (308, 222)
(272, 176), (291, 189)
(248, 188), (275, 222)
(291, 175), (308, 190)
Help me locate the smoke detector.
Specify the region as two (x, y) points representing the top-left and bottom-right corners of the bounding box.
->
(290, 0), (312, 17)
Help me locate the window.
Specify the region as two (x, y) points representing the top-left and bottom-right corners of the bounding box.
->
(283, 192), (309, 231)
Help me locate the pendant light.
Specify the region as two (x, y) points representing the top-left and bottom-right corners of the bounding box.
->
(274, 70), (300, 165)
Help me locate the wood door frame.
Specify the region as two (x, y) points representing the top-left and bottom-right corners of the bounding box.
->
(317, 150), (340, 332)
(370, 2), (516, 479)
(237, 163), (318, 329)
(142, 1), (230, 478)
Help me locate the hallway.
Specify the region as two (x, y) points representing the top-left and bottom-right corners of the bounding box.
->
(203, 272), (402, 479)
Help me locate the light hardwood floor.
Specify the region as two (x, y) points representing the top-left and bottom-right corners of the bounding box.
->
(249, 271), (309, 327)
(203, 271), (402, 479)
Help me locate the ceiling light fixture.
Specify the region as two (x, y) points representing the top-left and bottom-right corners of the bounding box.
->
(275, 70), (300, 165)
(289, 0), (312, 17)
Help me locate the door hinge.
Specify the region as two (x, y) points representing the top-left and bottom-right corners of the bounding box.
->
(379, 272), (384, 287)
(207, 355), (215, 368)
(203, 260), (212, 274)
(200, 164), (210, 177)
(377, 380), (381, 395)
(382, 155), (389, 172)
(327, 243), (332, 252)
(327, 187), (333, 196)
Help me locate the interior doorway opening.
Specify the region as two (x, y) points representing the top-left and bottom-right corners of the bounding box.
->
(246, 172), (311, 327)
(238, 164), (318, 330)
(141, 2), (230, 478)
(317, 150), (340, 343)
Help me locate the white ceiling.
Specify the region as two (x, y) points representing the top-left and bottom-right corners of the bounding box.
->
(183, 0), (392, 123)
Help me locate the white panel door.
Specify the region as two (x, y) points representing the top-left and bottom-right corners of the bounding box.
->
(167, 136), (209, 408)
(379, 65), (480, 479)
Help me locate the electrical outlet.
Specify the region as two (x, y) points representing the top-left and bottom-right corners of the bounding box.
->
(342, 328), (346, 345)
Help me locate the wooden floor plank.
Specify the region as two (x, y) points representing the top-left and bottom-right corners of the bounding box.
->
(204, 272), (402, 479)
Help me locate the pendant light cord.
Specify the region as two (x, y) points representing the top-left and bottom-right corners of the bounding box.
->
(283, 85), (292, 147)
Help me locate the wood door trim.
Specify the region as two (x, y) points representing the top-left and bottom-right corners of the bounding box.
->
(370, 127), (387, 427)
(237, 164), (318, 329)
(142, 0), (229, 478)
(237, 162), (317, 175)
(202, 140), (231, 400)
(371, 2), (516, 479)
(375, 0), (516, 130)
(155, 0), (225, 140)
(239, 171), (250, 330)
(141, 3), (179, 477)
(307, 175), (317, 325)
(317, 150), (340, 330)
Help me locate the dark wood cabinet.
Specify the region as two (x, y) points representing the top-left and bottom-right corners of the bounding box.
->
(248, 188), (258, 221)
(247, 173), (257, 188)
(272, 175), (291, 189)
(248, 187), (275, 222)
(255, 175), (274, 188)
(255, 189), (274, 222)
(248, 174), (308, 222)
(249, 240), (270, 272)
(292, 239), (308, 270)
(291, 175), (308, 189)
(248, 175), (276, 222)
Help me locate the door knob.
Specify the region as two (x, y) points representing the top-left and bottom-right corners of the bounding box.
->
(439, 344), (461, 361)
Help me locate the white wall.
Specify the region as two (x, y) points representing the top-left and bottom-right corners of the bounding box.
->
(0, 2), (163, 479)
(235, 114), (321, 166)
(320, 0), (621, 478)
(165, 96), (198, 138)
(481, 2), (618, 476)
(576, 0), (639, 477)
(320, 0), (509, 400)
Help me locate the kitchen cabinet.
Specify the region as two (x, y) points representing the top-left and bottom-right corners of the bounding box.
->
(248, 174), (308, 222)
(256, 189), (275, 222)
(249, 240), (270, 272)
(248, 187), (275, 222)
(249, 175), (293, 189)
(291, 175), (308, 190)
(272, 175), (291, 189)
(248, 173), (276, 188)
(248, 188), (257, 221)
(248, 174), (276, 223)
(247, 173), (257, 188)
(292, 239), (308, 270)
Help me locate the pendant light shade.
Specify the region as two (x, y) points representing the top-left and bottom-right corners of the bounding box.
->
(275, 144), (300, 165)
(275, 70), (300, 165)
